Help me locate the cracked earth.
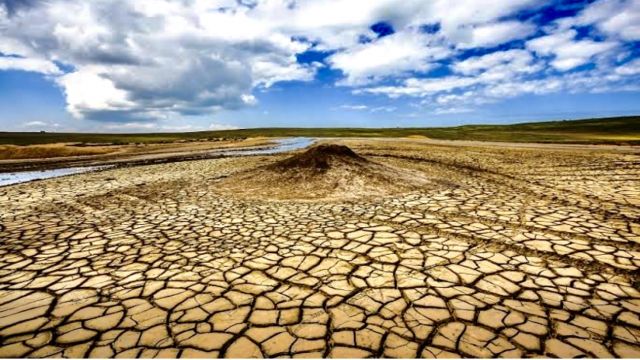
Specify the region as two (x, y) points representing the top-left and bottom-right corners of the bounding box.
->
(1, 139), (639, 358)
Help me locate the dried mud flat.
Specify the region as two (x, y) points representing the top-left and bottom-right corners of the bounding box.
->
(0, 139), (639, 358)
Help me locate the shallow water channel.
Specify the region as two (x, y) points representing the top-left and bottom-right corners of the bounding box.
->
(0, 137), (314, 187)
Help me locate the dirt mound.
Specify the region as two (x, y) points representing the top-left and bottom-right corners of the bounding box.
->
(215, 144), (431, 201)
(266, 144), (367, 171)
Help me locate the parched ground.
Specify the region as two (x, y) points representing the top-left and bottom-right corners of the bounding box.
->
(0, 139), (639, 358)
(0, 137), (273, 172)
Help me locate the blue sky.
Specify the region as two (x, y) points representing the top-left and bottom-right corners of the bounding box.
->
(1, 0), (639, 132)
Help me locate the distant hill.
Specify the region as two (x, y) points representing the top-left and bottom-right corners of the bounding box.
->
(1, 116), (639, 145)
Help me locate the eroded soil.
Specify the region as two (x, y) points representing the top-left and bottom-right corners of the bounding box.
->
(0, 139), (639, 358)
(0, 138), (273, 172)
(216, 144), (430, 201)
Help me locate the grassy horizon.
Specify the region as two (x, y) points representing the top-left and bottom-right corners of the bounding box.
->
(1, 115), (639, 146)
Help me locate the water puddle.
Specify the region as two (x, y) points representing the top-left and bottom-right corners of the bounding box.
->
(0, 166), (111, 187)
(0, 137), (314, 187)
(219, 137), (315, 156)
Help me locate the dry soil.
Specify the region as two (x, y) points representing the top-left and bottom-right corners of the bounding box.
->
(0, 139), (639, 358)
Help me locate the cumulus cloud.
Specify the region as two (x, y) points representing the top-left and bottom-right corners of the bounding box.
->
(358, 76), (481, 98)
(360, 43), (639, 114)
(0, 0), (638, 122)
(318, 0), (538, 84)
(526, 29), (617, 71)
(615, 58), (640, 75)
(100, 120), (238, 133)
(0, 0), (543, 118)
(328, 30), (451, 85)
(0, 56), (61, 74)
(457, 21), (536, 49)
(0, 0), (315, 121)
(562, 0), (640, 41)
(453, 49), (541, 78)
(55, 68), (135, 120)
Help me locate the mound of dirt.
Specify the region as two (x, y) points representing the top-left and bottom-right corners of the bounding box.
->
(266, 144), (367, 171)
(215, 144), (430, 201)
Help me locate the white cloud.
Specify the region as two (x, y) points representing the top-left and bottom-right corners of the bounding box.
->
(0, 0), (316, 121)
(526, 30), (575, 54)
(159, 124), (196, 132)
(433, 91), (494, 107)
(566, 0), (640, 41)
(21, 120), (62, 130)
(360, 43), (640, 115)
(616, 58), (640, 75)
(103, 122), (157, 131)
(458, 21), (536, 49)
(432, 106), (474, 115)
(359, 76), (480, 98)
(24, 121), (47, 127)
(526, 29), (617, 70)
(241, 94), (258, 106)
(328, 30), (451, 86)
(370, 106), (396, 112)
(430, 0), (539, 30)
(56, 68), (135, 120)
(322, 1), (537, 85)
(280, 0), (540, 52)
(453, 49), (541, 79)
(0, 56), (61, 75)
(0, 0), (545, 106)
(252, 59), (317, 88)
(350, 0), (638, 114)
(483, 78), (564, 98)
(209, 122), (239, 131)
(0, 0), (638, 124)
(338, 104), (396, 112)
(101, 120), (238, 132)
(340, 104), (369, 110)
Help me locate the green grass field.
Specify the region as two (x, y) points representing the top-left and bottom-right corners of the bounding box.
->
(1, 116), (639, 146)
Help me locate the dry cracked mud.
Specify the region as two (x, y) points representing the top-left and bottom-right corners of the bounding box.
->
(0, 139), (639, 358)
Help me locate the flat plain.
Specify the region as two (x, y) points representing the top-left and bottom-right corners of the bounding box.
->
(0, 137), (639, 358)
(2, 116), (639, 147)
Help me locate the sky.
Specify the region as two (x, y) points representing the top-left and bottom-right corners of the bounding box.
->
(1, 0), (639, 132)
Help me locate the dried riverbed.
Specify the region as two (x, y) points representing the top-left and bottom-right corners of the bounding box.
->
(0, 138), (639, 358)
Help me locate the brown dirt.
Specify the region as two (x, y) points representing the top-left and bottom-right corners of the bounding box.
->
(266, 144), (367, 171)
(0, 137), (274, 172)
(1, 139), (639, 358)
(0, 144), (114, 160)
(215, 144), (431, 200)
